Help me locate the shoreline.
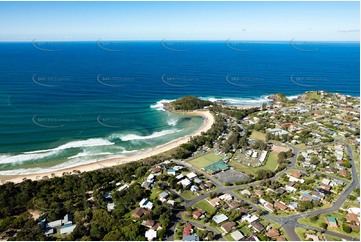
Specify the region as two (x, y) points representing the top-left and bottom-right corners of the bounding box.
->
(0, 110), (215, 184)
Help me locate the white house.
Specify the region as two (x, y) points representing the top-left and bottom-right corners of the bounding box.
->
(140, 198), (153, 210)
(186, 172), (197, 180)
(213, 214), (228, 224)
(231, 230), (245, 241)
(59, 224), (76, 235)
(145, 229), (157, 241)
(219, 193), (233, 201)
(241, 214), (259, 224)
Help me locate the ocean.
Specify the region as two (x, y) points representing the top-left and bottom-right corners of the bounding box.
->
(0, 41), (359, 175)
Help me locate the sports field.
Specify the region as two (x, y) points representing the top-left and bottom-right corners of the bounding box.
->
(188, 151), (224, 169)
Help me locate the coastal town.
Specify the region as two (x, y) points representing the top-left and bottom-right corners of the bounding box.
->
(0, 91), (359, 241)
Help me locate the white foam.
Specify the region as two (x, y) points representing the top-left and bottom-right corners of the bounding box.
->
(167, 116), (179, 126)
(68, 151), (113, 160)
(286, 95), (300, 100)
(200, 94), (301, 106)
(150, 99), (175, 111)
(200, 95), (272, 106)
(0, 151), (58, 165)
(0, 138), (115, 165)
(116, 129), (181, 142)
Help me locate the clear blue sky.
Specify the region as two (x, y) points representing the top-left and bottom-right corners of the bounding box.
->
(0, 1), (359, 41)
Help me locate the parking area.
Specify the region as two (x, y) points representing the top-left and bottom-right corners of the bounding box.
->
(213, 169), (249, 183)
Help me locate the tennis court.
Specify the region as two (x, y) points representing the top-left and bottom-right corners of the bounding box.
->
(188, 151), (224, 169)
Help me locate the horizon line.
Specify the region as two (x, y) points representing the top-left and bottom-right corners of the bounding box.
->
(0, 39), (359, 43)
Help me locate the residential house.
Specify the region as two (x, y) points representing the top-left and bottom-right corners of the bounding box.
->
(158, 191), (169, 202)
(212, 214), (228, 224)
(292, 171), (302, 179)
(141, 181), (153, 189)
(173, 165), (184, 171)
(229, 201), (241, 209)
(208, 197), (221, 207)
(264, 204), (275, 213)
(190, 185), (200, 192)
(107, 203), (115, 211)
(285, 185), (297, 193)
(183, 235), (200, 241)
(266, 228), (280, 238)
(275, 188), (286, 195)
(178, 178), (192, 189)
(300, 195), (313, 202)
(183, 223), (193, 237)
(274, 201), (287, 211)
(151, 167), (162, 174)
(176, 174), (185, 180)
(255, 190), (264, 197)
(219, 193), (233, 201)
(193, 209), (205, 219)
(241, 214), (259, 224)
(167, 200), (175, 206)
(347, 213), (360, 225)
(132, 207), (149, 219)
(145, 229), (157, 241)
(140, 198), (153, 210)
(251, 221), (265, 232)
(205, 181), (213, 189)
(186, 172), (197, 179)
(167, 169), (176, 176)
(241, 189), (252, 196)
(319, 184), (331, 192)
(152, 223), (162, 231)
(231, 230), (245, 241)
(221, 221), (236, 233)
(339, 169), (347, 177)
(59, 224), (76, 235)
(288, 202), (298, 210)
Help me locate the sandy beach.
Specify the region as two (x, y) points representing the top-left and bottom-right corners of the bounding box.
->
(0, 110), (214, 184)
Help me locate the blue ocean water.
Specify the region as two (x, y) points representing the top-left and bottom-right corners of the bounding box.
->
(0, 41), (359, 174)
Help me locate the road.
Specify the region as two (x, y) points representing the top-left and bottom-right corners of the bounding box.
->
(166, 139), (359, 241)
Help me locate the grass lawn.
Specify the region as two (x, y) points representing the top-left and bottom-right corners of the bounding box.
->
(324, 234), (343, 241)
(229, 150), (279, 176)
(239, 226), (252, 237)
(194, 200), (216, 214)
(174, 222), (184, 240)
(294, 143), (307, 149)
(250, 131), (266, 141)
(181, 190), (197, 200)
(295, 227), (307, 240)
(150, 188), (162, 200)
(342, 200), (360, 209)
(188, 151), (225, 169)
(298, 212), (360, 239)
(224, 234), (234, 241)
(304, 91), (322, 101)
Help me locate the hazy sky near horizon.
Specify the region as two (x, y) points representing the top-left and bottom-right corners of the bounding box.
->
(0, 1), (359, 41)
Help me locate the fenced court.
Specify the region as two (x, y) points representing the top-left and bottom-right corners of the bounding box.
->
(203, 160), (229, 174)
(188, 151), (225, 169)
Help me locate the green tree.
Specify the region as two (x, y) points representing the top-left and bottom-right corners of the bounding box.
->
(342, 224), (352, 233)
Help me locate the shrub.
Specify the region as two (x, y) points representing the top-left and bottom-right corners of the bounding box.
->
(342, 224), (352, 233)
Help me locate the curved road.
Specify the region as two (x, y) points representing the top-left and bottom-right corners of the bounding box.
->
(167, 139), (359, 241)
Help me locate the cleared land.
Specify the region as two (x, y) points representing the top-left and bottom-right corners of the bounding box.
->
(194, 200), (217, 214)
(188, 151), (224, 169)
(250, 131), (266, 141)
